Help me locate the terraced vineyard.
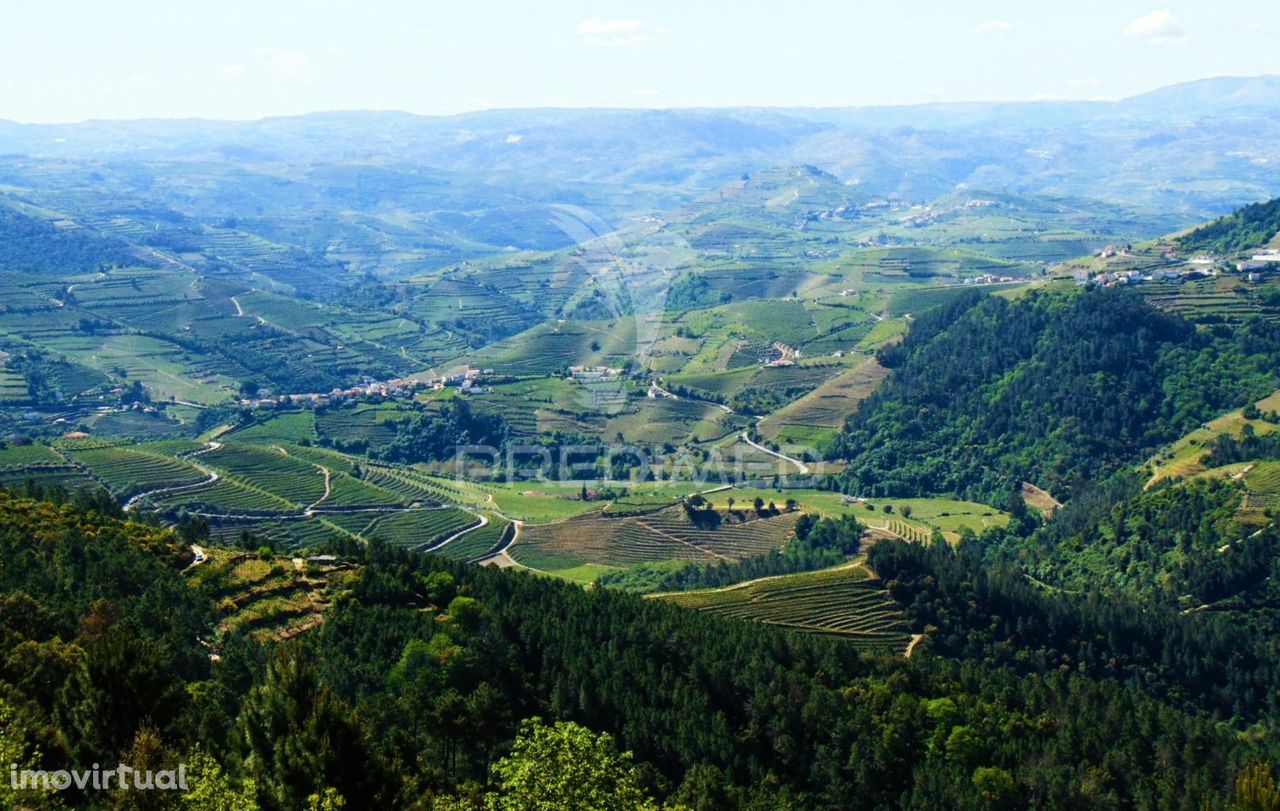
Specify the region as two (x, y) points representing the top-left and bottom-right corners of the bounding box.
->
(757, 357), (889, 443)
(0, 464), (97, 493)
(361, 508), (480, 549)
(0, 442), (64, 468)
(1143, 278), (1280, 323)
(315, 404), (411, 451)
(511, 505), (800, 571)
(1244, 462), (1280, 510)
(67, 445), (210, 498)
(0, 369), (29, 403)
(882, 517), (932, 543)
(204, 515), (358, 549)
(658, 563), (911, 651)
(189, 549), (355, 642)
(433, 516), (512, 561)
(314, 473), (405, 508)
(360, 463), (470, 505)
(151, 476), (295, 515)
(198, 443), (327, 508)
(225, 411), (318, 444)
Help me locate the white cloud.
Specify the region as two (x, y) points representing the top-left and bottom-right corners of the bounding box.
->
(974, 19), (1014, 34)
(253, 48), (317, 77)
(504, 134), (522, 144)
(220, 64), (249, 78)
(574, 18), (668, 47)
(1243, 20), (1265, 33)
(1122, 10), (1189, 43)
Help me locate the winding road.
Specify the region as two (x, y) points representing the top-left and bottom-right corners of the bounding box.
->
(123, 441), (223, 512)
(475, 520), (525, 569)
(420, 511), (488, 554)
(739, 432), (810, 475)
(651, 379), (812, 474)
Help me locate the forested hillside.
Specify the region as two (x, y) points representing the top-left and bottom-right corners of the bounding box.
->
(1179, 196), (1280, 255)
(834, 287), (1280, 502)
(1019, 477), (1279, 606)
(1, 485), (1277, 809)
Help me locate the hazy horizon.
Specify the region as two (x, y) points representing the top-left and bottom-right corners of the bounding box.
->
(3, 0), (1278, 124)
(2, 72), (1276, 127)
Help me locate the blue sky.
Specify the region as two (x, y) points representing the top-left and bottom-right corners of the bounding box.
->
(1, 0), (1276, 122)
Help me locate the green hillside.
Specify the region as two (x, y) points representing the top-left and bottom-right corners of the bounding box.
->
(1179, 196), (1280, 255)
(836, 286), (1280, 502)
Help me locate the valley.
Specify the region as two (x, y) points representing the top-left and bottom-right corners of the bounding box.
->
(5, 70), (1280, 810)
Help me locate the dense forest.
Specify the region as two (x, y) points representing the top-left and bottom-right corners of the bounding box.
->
(1205, 422), (1280, 467)
(375, 400), (510, 465)
(0, 207), (143, 276)
(833, 287), (1280, 502)
(1, 485), (1278, 809)
(1016, 477), (1276, 604)
(1179, 196), (1280, 255)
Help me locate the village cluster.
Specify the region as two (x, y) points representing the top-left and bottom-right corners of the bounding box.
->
(240, 368), (496, 408)
(1084, 249), (1280, 287)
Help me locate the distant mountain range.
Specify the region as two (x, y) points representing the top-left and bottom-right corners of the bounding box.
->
(1, 75), (1279, 220)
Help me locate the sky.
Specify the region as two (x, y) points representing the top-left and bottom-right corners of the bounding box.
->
(1, 0), (1277, 123)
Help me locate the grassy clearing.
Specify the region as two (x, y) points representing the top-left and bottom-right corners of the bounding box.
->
(1145, 389), (1280, 487)
(697, 489), (1008, 541)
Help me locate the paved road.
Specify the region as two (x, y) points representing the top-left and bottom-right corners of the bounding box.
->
(739, 432), (810, 475)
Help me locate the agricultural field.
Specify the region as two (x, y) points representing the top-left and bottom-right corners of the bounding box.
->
(431, 515), (512, 561)
(359, 508), (480, 549)
(509, 504), (801, 573)
(1143, 276), (1280, 324)
(204, 515), (360, 549)
(855, 317), (908, 350)
(827, 247), (1034, 292)
(695, 489), (1009, 542)
(757, 357), (889, 446)
(225, 411), (318, 444)
(1244, 462), (1280, 511)
(604, 397), (746, 445)
(1145, 388), (1280, 487)
(314, 471), (406, 508)
(187, 548), (357, 641)
(66, 444), (210, 498)
(0, 441), (63, 468)
(197, 443), (328, 508)
(474, 318), (640, 376)
(314, 403), (414, 453)
(0, 464), (97, 493)
(0, 369), (30, 404)
(657, 562), (912, 651)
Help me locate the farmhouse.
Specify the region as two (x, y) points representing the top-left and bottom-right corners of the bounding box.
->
(569, 366), (622, 380)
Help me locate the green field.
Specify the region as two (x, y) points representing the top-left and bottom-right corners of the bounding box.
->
(359, 508), (481, 549)
(657, 562), (912, 651)
(1145, 388), (1280, 487)
(68, 445), (210, 498)
(510, 504), (801, 571)
(431, 514), (512, 561)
